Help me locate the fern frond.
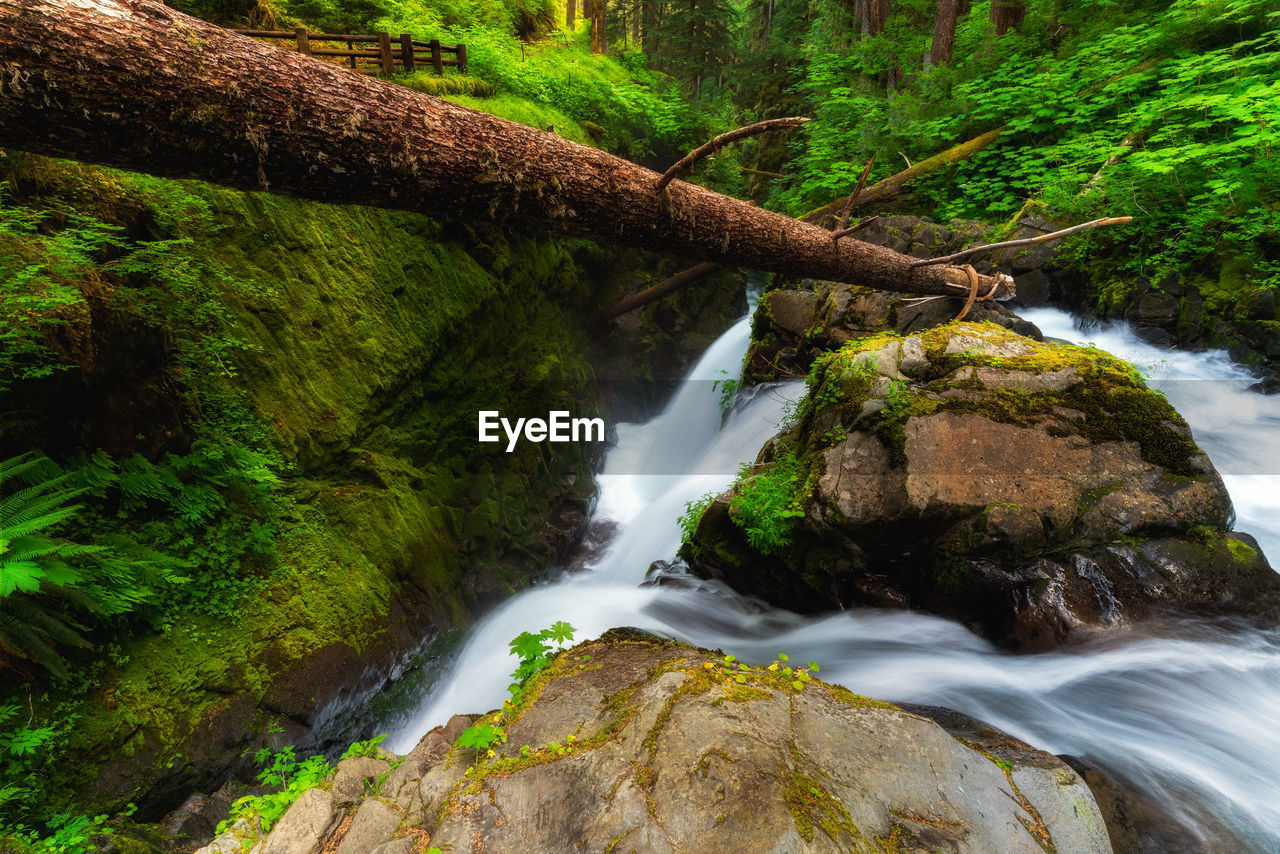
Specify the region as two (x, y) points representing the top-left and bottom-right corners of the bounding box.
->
(1, 503), (83, 539)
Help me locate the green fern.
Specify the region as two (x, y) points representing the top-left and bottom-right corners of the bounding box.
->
(0, 453), (186, 678)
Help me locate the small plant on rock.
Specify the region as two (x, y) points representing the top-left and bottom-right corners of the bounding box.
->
(454, 621), (577, 753)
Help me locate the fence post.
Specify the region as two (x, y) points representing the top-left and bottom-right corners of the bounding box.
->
(377, 32), (395, 74)
(428, 39), (444, 75)
(295, 28), (311, 56)
(456, 43), (467, 74)
(399, 34), (416, 72)
(347, 39), (356, 69)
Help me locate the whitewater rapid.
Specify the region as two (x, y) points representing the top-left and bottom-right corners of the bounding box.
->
(387, 304), (1280, 850)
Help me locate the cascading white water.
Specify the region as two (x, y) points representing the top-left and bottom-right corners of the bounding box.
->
(388, 305), (1280, 850)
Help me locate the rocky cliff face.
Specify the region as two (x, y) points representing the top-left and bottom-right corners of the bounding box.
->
(194, 634), (1113, 854)
(683, 319), (1279, 650)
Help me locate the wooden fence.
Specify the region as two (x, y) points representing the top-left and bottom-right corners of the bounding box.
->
(233, 28), (467, 76)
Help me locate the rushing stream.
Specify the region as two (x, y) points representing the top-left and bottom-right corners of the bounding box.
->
(386, 302), (1280, 851)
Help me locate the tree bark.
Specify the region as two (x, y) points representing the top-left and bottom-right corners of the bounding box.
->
(990, 0), (1024, 35)
(868, 0), (890, 34)
(567, 0), (576, 28)
(0, 0), (1012, 301)
(927, 0), (959, 66)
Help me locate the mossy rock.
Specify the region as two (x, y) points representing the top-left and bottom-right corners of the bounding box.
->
(685, 322), (1280, 650)
(743, 279), (1039, 386)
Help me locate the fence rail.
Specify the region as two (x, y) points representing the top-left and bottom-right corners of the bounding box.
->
(233, 28), (467, 76)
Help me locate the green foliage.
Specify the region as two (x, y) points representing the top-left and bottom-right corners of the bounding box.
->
(221, 745), (333, 835)
(456, 722), (504, 750)
(395, 72), (497, 98)
(282, 0), (386, 32)
(0, 164), (269, 409)
(0, 200), (118, 393)
(678, 492), (715, 541)
(713, 369), (740, 413)
(728, 451), (805, 553)
(507, 619), (575, 692)
(371, 8), (734, 169)
(340, 733), (389, 760)
(647, 0), (738, 98)
(0, 702), (113, 854)
(765, 0), (1280, 293)
(64, 442), (279, 620)
(0, 454), (187, 678)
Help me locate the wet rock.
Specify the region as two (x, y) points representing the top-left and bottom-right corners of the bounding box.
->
(1248, 288), (1276, 321)
(1060, 755), (1203, 853)
(160, 791), (231, 848)
(686, 322), (1280, 650)
(746, 279), (1041, 384)
(440, 714), (473, 744)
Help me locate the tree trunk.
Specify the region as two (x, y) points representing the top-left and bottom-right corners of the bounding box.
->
(641, 0), (656, 51)
(927, 0), (959, 66)
(567, 0), (576, 28)
(591, 0), (608, 53)
(0, 0), (1012, 302)
(990, 0), (1024, 35)
(868, 0), (890, 34)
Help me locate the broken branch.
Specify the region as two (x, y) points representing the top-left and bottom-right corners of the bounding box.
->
(834, 154), (876, 235)
(801, 127), (1007, 226)
(655, 117), (809, 193)
(908, 217), (1135, 268)
(594, 262), (724, 321)
(829, 215), (880, 242)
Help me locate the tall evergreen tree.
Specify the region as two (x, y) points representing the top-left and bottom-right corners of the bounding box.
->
(927, 0), (959, 64)
(650, 0), (735, 97)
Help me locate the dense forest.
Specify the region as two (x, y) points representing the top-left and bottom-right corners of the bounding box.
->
(0, 0), (1277, 850)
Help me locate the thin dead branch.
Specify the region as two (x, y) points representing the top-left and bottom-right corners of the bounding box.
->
(655, 117), (809, 192)
(908, 217), (1134, 268)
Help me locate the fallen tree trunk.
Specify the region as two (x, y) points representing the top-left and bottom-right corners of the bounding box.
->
(801, 127), (1007, 226)
(0, 0), (1012, 301)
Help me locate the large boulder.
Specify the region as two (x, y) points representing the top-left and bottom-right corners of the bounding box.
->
(684, 322), (1280, 650)
(190, 637), (1115, 854)
(417, 636), (1111, 853)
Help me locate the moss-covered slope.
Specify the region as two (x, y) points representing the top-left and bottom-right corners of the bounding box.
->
(0, 153), (741, 820)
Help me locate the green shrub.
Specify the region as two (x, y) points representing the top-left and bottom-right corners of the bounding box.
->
(729, 452), (805, 554)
